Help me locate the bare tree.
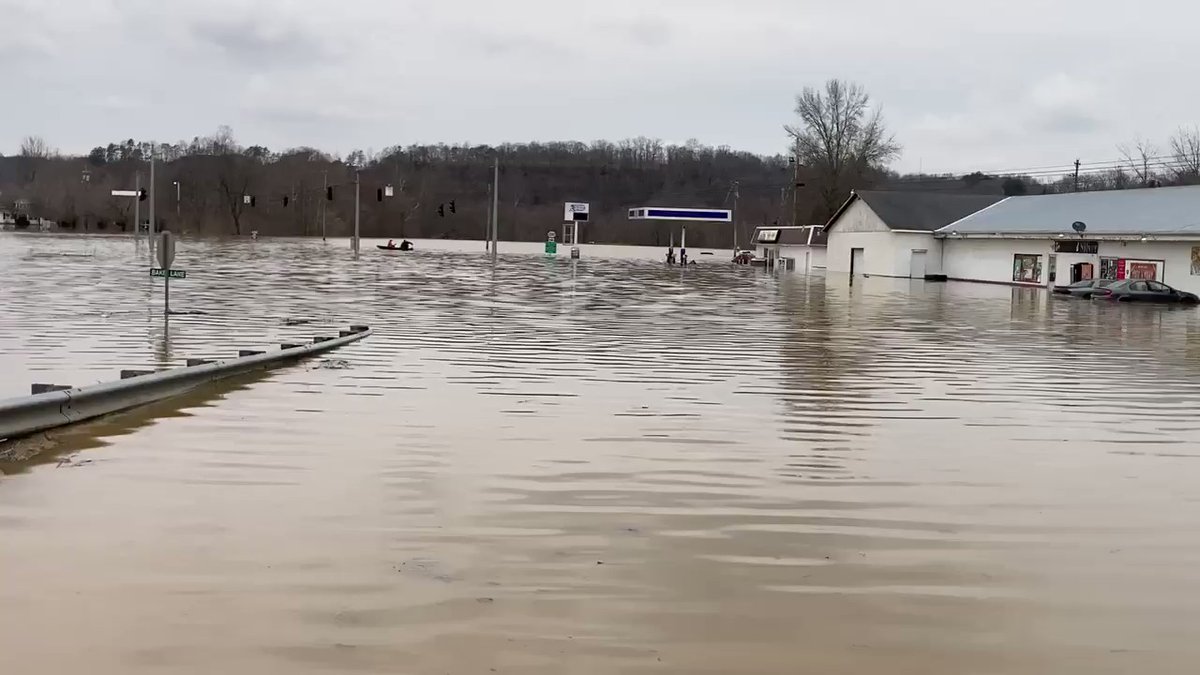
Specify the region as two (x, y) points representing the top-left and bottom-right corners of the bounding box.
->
(785, 79), (901, 219)
(19, 135), (52, 158)
(1169, 126), (1200, 182)
(1118, 137), (1159, 186)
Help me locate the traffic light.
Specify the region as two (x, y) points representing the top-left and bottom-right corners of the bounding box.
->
(376, 188), (383, 202)
(449, 199), (456, 214)
(326, 186), (333, 201)
(250, 196), (257, 207)
(438, 204), (445, 217)
(283, 195), (290, 207)
(138, 189), (147, 202)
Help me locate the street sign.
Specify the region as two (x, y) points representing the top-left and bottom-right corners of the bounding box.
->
(564, 202), (589, 222)
(156, 231), (175, 269)
(150, 268), (187, 279)
(111, 189), (140, 197)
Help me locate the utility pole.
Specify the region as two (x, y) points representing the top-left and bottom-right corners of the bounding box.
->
(134, 172), (141, 242)
(174, 181), (180, 216)
(149, 147), (156, 254)
(790, 155), (799, 226)
(732, 180), (740, 252)
(485, 183), (493, 251)
(353, 170), (361, 257)
(321, 170), (328, 241)
(1073, 159), (1081, 192)
(491, 156), (499, 259)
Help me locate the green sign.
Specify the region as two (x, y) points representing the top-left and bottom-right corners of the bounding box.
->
(545, 241), (558, 254)
(150, 268), (187, 279)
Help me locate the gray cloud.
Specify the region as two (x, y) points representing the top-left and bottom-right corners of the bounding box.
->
(3, 0), (1199, 175)
(187, 18), (342, 66)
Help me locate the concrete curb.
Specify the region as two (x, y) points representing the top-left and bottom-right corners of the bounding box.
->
(0, 325), (372, 443)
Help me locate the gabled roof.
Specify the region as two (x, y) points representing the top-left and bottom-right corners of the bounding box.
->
(825, 191), (1004, 232)
(939, 184), (1200, 235)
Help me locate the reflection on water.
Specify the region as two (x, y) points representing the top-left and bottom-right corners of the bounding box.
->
(3, 233), (1200, 674)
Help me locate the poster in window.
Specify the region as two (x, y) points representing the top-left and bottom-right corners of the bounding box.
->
(1128, 262), (1158, 280)
(1100, 257), (1120, 280)
(1012, 254), (1042, 283)
(1192, 247), (1200, 275)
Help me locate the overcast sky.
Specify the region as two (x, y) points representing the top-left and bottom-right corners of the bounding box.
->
(3, 0), (1195, 176)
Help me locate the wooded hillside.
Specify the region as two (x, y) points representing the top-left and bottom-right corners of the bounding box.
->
(1, 129), (824, 248)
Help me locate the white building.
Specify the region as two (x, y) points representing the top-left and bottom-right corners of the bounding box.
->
(937, 185), (1200, 294)
(751, 225), (827, 272)
(825, 191), (1003, 279)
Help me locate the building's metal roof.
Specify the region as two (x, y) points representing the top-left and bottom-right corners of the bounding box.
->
(939, 185), (1200, 235)
(826, 191), (1004, 232)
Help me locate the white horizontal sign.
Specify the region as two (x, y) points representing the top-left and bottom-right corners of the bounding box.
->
(564, 202), (589, 222)
(111, 190), (139, 197)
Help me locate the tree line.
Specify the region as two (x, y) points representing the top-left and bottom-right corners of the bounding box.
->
(7, 79), (1197, 246)
(1, 128), (818, 247)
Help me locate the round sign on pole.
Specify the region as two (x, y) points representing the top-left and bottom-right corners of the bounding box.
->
(156, 231), (176, 269)
(547, 230), (556, 241)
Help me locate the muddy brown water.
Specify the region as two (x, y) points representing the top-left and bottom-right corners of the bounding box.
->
(3, 233), (1200, 674)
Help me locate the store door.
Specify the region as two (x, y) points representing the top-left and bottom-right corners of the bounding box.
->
(850, 248), (864, 276)
(1071, 262), (1094, 283)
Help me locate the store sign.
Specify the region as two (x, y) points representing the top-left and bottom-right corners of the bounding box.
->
(756, 229), (780, 243)
(1053, 240), (1099, 254)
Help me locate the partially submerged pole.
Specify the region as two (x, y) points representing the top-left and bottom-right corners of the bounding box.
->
(491, 156), (499, 260)
(134, 172), (141, 242)
(353, 170), (361, 257)
(149, 148), (157, 252)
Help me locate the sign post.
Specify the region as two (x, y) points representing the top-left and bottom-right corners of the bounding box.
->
(564, 202), (588, 259)
(152, 231), (182, 318)
(545, 230), (558, 255)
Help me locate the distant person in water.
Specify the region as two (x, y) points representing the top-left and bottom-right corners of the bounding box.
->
(400, 240), (413, 251)
(386, 239), (396, 249)
(666, 249), (676, 265)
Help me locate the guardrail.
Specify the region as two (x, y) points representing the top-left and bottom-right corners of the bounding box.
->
(0, 325), (372, 443)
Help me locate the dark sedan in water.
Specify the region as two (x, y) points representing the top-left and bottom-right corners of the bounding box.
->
(1053, 279), (1116, 299)
(1096, 279), (1200, 304)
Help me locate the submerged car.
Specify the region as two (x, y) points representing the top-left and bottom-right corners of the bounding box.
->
(1095, 279), (1200, 304)
(1053, 278), (1116, 299)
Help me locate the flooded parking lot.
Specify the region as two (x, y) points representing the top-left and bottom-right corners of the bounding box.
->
(3, 233), (1200, 674)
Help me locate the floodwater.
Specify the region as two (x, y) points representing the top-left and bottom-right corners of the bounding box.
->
(3, 233), (1200, 674)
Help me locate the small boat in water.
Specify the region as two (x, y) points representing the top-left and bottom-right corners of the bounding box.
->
(378, 239), (414, 251)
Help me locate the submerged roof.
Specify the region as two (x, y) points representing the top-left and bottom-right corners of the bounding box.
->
(826, 191), (1004, 232)
(939, 185), (1200, 235)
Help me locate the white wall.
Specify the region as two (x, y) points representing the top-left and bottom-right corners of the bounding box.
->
(943, 239), (1054, 286)
(778, 245), (827, 273)
(942, 237), (1200, 293)
(891, 232), (943, 276)
(826, 200), (941, 277)
(1100, 240), (1200, 294)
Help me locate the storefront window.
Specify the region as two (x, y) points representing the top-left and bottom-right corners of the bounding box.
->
(1012, 254), (1042, 283)
(1100, 257), (1120, 280)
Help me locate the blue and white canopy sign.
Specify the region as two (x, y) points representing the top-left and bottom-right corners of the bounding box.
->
(628, 207), (732, 222)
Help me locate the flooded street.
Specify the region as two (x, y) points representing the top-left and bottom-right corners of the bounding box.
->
(3, 233), (1200, 674)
